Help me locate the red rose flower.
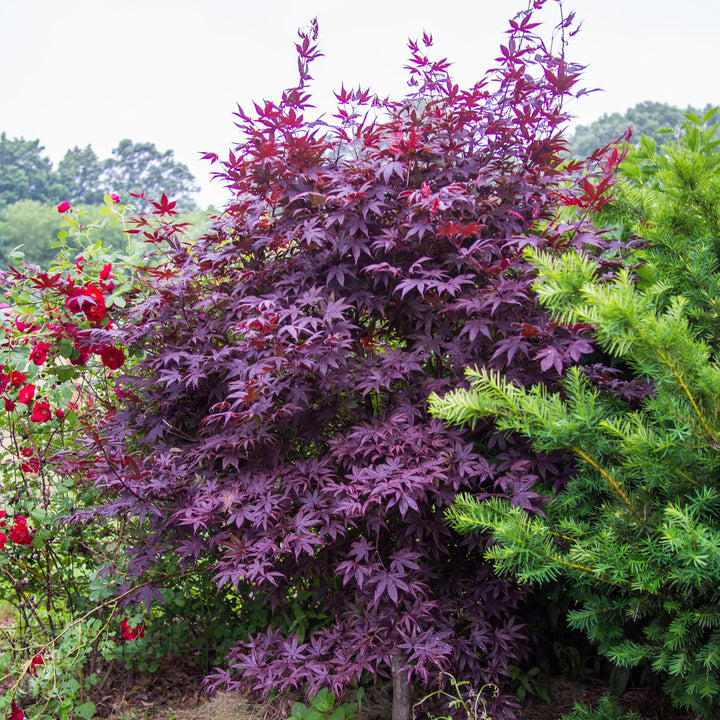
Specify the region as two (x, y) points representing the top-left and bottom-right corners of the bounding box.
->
(57, 201), (72, 213)
(100, 263), (113, 280)
(0, 373), (9, 392)
(18, 384), (35, 405)
(110, 193), (120, 203)
(9, 699), (23, 720)
(30, 401), (51, 423)
(27, 652), (45, 676)
(65, 284), (107, 323)
(0, 532), (6, 550)
(70, 350), (89, 366)
(55, 408), (65, 419)
(120, 617), (145, 641)
(99, 345), (125, 370)
(20, 457), (40, 473)
(4, 398), (16, 412)
(14, 316), (37, 333)
(9, 516), (33, 546)
(29, 341), (49, 365)
(10, 371), (26, 386)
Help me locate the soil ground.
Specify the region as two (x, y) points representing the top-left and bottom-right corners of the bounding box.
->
(97, 659), (699, 720)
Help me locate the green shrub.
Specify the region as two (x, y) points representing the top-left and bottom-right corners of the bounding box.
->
(288, 688), (364, 720)
(430, 112), (720, 718)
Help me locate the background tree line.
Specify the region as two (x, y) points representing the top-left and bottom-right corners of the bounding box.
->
(567, 100), (720, 157)
(4, 99), (717, 267)
(0, 135), (207, 267)
(0, 135), (198, 207)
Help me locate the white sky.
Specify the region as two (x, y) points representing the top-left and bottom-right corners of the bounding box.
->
(1, 0), (717, 207)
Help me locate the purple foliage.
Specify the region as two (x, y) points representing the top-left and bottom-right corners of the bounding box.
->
(583, 363), (654, 407)
(72, 3), (619, 714)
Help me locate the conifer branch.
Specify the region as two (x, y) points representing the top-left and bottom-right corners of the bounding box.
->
(434, 108), (720, 716)
(654, 347), (718, 444)
(568, 444), (640, 518)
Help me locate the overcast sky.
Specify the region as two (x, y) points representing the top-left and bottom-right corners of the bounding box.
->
(1, 0), (717, 207)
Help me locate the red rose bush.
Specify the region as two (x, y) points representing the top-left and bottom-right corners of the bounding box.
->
(0, 194), (159, 719)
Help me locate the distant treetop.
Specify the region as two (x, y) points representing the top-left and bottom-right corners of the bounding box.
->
(0, 133), (59, 206)
(0, 136), (199, 210)
(568, 100), (719, 157)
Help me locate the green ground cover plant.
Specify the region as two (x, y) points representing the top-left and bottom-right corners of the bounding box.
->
(287, 687), (364, 720)
(556, 695), (644, 720)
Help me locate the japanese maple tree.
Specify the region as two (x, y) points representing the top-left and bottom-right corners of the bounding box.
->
(76, 3), (620, 717)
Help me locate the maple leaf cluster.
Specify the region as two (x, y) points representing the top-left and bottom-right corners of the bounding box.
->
(74, 3), (634, 716)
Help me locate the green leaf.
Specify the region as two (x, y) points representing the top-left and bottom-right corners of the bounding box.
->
(609, 666), (630, 696)
(7, 245), (26, 263)
(621, 162), (643, 182)
(537, 684), (552, 704)
(639, 134), (658, 157)
(312, 689), (334, 713)
(702, 107), (719, 124)
(57, 337), (74, 358)
(30, 507), (47, 523)
(74, 701), (96, 719)
(53, 365), (80, 382)
(61, 677), (81, 694)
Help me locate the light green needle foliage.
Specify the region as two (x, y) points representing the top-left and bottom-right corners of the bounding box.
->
(600, 107), (720, 345)
(556, 694), (645, 720)
(430, 109), (720, 719)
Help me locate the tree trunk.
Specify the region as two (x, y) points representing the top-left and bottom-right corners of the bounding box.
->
(391, 652), (410, 720)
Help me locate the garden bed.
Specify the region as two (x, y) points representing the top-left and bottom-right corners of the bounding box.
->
(98, 665), (698, 720)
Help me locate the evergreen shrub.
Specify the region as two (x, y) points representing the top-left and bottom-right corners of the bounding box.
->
(430, 111), (720, 718)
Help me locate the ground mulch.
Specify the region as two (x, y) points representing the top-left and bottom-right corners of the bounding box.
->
(519, 675), (698, 720)
(99, 660), (700, 720)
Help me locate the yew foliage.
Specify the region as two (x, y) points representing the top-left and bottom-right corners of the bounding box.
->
(77, 3), (612, 709)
